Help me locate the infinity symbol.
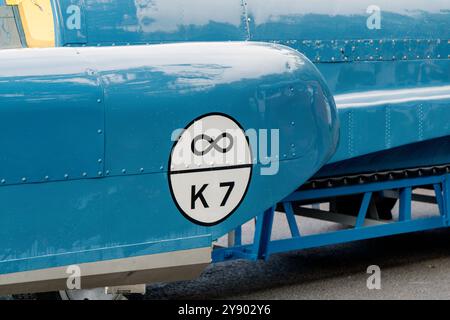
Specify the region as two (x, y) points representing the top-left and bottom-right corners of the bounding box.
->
(191, 133), (234, 156)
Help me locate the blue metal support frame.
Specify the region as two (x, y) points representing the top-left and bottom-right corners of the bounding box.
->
(444, 177), (450, 225)
(355, 192), (372, 228)
(283, 202), (301, 237)
(213, 173), (450, 263)
(399, 187), (412, 221)
(253, 207), (275, 261)
(434, 184), (445, 216)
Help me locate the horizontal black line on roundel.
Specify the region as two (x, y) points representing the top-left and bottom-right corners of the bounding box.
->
(170, 164), (252, 175)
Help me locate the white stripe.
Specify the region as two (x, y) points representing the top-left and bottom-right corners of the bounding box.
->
(335, 85), (450, 108)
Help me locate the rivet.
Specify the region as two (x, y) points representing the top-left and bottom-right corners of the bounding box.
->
(97, 99), (102, 103)
(160, 166), (164, 170)
(82, 172), (87, 177)
(98, 158), (103, 163)
(106, 170), (110, 175)
(64, 174), (69, 179)
(98, 171), (103, 176)
(122, 169), (126, 174)
(44, 176), (49, 180)
(0, 179), (5, 184)
(22, 177), (27, 182)
(291, 121), (295, 126)
(97, 129), (103, 134)
(140, 168), (145, 173)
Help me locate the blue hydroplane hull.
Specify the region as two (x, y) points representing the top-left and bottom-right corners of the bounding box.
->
(49, 0), (450, 175)
(0, 42), (337, 293)
(0, 0), (450, 294)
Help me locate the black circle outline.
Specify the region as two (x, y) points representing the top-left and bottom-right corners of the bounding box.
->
(167, 112), (253, 227)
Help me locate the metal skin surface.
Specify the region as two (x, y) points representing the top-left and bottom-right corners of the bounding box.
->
(1, 0), (450, 292)
(0, 42), (338, 278)
(50, 0), (450, 174)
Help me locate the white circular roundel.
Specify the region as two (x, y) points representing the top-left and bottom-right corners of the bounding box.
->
(168, 113), (252, 226)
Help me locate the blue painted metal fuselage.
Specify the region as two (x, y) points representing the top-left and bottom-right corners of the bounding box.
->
(1, 0), (450, 293)
(52, 0), (450, 175)
(0, 42), (337, 292)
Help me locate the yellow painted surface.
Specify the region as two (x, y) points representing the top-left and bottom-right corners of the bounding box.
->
(6, 0), (55, 48)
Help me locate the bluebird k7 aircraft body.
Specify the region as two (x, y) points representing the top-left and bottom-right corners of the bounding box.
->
(0, 0), (450, 298)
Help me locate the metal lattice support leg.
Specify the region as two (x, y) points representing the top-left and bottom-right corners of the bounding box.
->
(444, 175), (450, 225)
(399, 187), (412, 221)
(433, 183), (445, 216)
(283, 202), (301, 238)
(252, 207), (275, 261)
(355, 192), (373, 228)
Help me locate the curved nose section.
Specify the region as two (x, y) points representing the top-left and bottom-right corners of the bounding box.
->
(208, 43), (340, 238)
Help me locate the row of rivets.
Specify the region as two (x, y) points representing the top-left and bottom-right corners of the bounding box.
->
(288, 38), (449, 63)
(0, 167), (163, 184)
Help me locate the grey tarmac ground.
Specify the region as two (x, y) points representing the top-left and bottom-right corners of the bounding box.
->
(145, 200), (450, 300)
